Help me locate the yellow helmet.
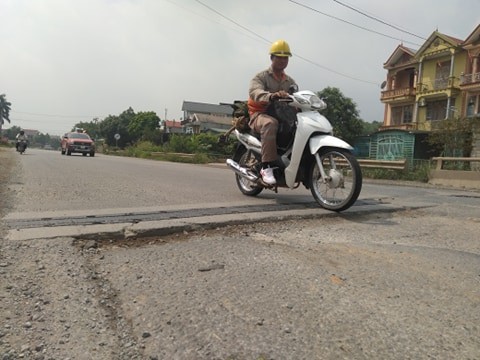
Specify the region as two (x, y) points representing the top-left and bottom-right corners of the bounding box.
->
(269, 39), (292, 57)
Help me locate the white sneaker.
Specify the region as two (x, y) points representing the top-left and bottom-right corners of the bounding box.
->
(260, 167), (276, 185)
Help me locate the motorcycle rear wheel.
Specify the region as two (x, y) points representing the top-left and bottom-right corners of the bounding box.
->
(309, 148), (362, 212)
(235, 148), (263, 196)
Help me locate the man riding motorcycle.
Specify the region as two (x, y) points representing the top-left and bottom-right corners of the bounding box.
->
(15, 130), (28, 151)
(248, 39), (297, 185)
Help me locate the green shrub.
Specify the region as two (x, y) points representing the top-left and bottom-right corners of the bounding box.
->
(361, 161), (432, 183)
(124, 141), (163, 158)
(103, 132), (236, 164)
(163, 134), (193, 153)
(361, 168), (403, 180)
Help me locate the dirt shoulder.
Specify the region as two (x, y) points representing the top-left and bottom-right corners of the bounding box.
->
(0, 147), (16, 219)
(0, 148), (143, 359)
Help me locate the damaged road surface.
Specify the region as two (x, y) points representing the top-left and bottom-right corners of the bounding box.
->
(2, 210), (480, 360)
(3, 197), (398, 241)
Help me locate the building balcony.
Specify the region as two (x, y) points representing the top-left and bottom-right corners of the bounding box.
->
(379, 123), (418, 131)
(380, 87), (416, 102)
(417, 77), (461, 95)
(460, 72), (480, 89)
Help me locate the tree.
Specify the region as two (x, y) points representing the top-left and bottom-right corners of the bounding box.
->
(127, 111), (160, 142)
(2, 126), (22, 140)
(360, 120), (382, 135)
(99, 107), (136, 148)
(428, 116), (479, 157)
(316, 87), (363, 144)
(32, 133), (50, 147)
(99, 115), (121, 147)
(72, 118), (101, 139)
(0, 94), (12, 131)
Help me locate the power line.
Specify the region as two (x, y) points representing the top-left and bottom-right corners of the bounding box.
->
(164, 0), (262, 44)
(194, 0), (377, 85)
(332, 0), (426, 40)
(193, 0), (270, 43)
(288, 0), (421, 47)
(292, 54), (377, 85)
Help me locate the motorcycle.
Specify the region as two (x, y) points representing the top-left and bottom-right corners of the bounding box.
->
(226, 88), (362, 212)
(16, 140), (27, 155)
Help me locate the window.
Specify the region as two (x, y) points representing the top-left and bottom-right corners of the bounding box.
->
(466, 95), (478, 117)
(404, 105), (413, 123)
(391, 105), (413, 124)
(392, 107), (402, 125)
(426, 99), (452, 121)
(435, 60), (450, 89)
(70, 133), (91, 139)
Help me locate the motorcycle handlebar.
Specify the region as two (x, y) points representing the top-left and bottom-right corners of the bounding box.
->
(274, 97), (293, 103)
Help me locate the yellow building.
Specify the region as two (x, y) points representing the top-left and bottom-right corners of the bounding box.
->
(381, 24), (480, 131)
(415, 31), (465, 130)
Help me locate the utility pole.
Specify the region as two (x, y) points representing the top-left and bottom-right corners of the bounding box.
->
(163, 108), (168, 142)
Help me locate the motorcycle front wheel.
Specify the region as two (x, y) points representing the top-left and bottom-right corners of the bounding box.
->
(235, 148), (263, 197)
(309, 148), (362, 212)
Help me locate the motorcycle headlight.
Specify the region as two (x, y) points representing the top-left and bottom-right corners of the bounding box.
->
(293, 94), (309, 105)
(308, 95), (325, 110)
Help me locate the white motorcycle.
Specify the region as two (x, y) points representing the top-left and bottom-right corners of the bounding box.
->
(226, 88), (362, 212)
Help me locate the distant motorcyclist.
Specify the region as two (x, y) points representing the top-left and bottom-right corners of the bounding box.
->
(15, 130), (28, 151)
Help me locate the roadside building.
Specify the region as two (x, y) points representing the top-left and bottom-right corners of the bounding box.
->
(164, 120), (183, 134)
(181, 101), (233, 134)
(358, 24), (480, 165)
(23, 129), (40, 139)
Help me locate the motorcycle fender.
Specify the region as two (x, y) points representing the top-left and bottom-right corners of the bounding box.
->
(285, 134), (353, 188)
(309, 135), (353, 155)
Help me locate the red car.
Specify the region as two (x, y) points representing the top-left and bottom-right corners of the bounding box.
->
(61, 132), (95, 157)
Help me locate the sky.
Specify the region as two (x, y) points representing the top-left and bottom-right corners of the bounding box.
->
(1, 0), (479, 136)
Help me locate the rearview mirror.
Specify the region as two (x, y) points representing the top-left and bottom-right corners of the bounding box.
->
(288, 84), (298, 94)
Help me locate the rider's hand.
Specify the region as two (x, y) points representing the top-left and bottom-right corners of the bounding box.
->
(271, 91), (289, 100)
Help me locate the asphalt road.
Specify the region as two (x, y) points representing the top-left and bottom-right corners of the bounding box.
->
(4, 148), (480, 241)
(1, 148), (480, 359)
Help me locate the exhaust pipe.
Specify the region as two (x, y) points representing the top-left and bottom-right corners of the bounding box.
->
(226, 159), (258, 182)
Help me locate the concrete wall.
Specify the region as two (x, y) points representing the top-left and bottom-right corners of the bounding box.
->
(429, 169), (480, 189)
(429, 125), (480, 189)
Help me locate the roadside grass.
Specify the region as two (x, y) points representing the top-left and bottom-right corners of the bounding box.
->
(361, 162), (431, 183)
(4, 138), (432, 183)
(104, 140), (230, 164)
(0, 147), (15, 217)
